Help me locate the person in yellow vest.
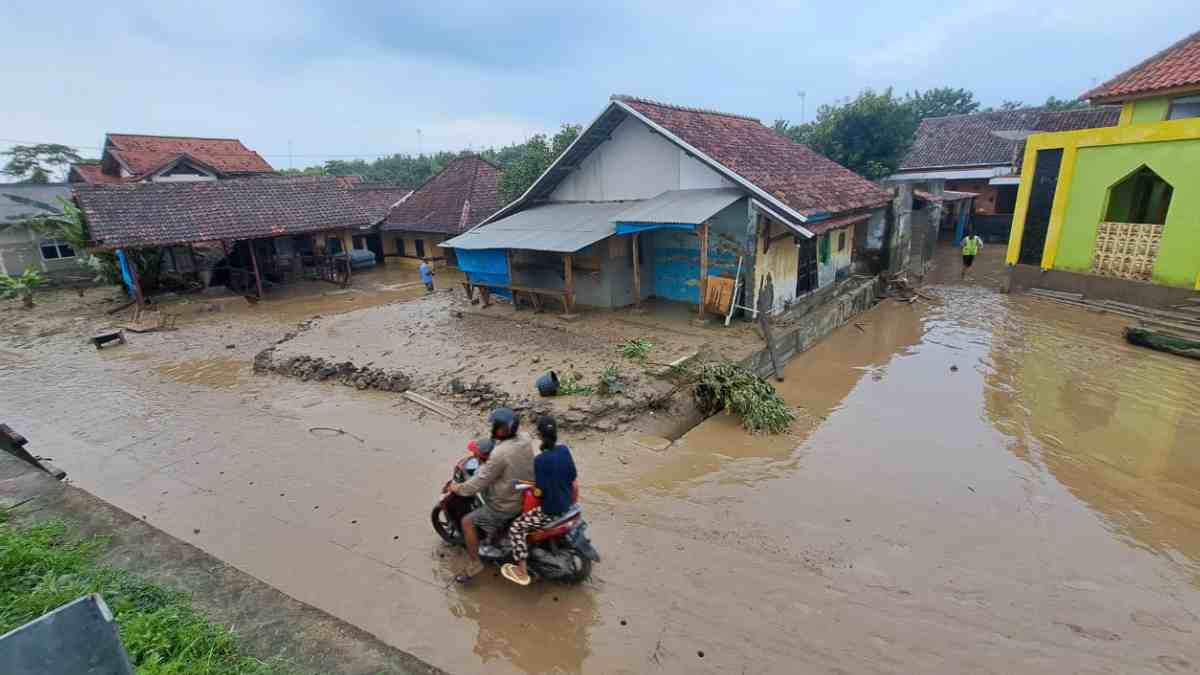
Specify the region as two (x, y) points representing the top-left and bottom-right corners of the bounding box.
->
(961, 231), (983, 279)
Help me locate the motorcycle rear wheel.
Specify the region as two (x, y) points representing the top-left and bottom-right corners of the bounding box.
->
(431, 505), (463, 545)
(564, 552), (592, 584)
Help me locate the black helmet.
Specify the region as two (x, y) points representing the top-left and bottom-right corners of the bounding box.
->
(488, 407), (518, 437)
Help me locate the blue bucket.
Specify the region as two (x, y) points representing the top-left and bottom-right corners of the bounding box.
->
(536, 371), (560, 397)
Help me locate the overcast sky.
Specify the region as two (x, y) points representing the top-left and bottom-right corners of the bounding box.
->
(4, 2), (1198, 174)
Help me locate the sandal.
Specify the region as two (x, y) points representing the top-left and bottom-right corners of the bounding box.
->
(501, 563), (531, 586)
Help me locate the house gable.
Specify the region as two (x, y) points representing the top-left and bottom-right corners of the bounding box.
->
(550, 116), (735, 202)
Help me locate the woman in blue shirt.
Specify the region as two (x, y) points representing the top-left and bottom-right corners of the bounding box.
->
(502, 415), (577, 586)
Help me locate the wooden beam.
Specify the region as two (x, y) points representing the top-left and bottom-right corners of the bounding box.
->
(563, 254), (575, 314)
(698, 221), (709, 320)
(631, 233), (641, 305)
(248, 239), (265, 299)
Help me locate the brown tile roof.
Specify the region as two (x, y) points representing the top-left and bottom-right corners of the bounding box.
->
(898, 107), (1121, 171)
(349, 184), (412, 222)
(75, 176), (373, 250)
(105, 133), (274, 178)
(805, 212), (870, 236)
(614, 96), (893, 217)
(1083, 31), (1200, 103)
(382, 157), (499, 234)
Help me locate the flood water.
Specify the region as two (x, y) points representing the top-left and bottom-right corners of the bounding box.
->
(2, 245), (1199, 673)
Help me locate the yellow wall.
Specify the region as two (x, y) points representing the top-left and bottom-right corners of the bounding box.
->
(386, 233), (448, 265)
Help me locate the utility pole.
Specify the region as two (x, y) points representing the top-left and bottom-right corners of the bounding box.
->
(799, 90), (807, 123)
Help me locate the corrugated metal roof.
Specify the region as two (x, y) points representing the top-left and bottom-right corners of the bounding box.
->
(443, 201), (635, 252)
(612, 188), (742, 225)
(445, 189), (748, 253)
(0, 184), (73, 223)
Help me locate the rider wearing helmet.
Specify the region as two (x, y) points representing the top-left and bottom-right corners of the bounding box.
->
(448, 407), (535, 582)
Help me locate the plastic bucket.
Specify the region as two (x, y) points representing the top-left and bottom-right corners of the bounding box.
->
(536, 371), (560, 397)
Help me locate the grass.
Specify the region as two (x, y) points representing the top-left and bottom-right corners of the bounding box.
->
(617, 338), (654, 361)
(0, 514), (287, 674)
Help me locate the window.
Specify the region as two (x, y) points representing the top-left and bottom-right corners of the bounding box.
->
(325, 237), (343, 254)
(353, 235), (368, 250)
(40, 239), (75, 260)
(414, 239), (426, 258)
(994, 186), (1019, 214)
(396, 237), (406, 256)
(837, 231), (846, 252)
(819, 233), (830, 264)
(1104, 166), (1173, 225)
(1167, 94), (1200, 120)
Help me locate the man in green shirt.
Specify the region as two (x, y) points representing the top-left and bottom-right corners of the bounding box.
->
(961, 232), (983, 279)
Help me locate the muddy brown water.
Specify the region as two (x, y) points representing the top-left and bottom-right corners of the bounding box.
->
(2, 245), (1199, 673)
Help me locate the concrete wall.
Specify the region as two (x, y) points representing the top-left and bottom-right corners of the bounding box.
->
(1007, 263), (1198, 308)
(385, 232), (449, 265)
(740, 277), (880, 377)
(551, 116), (736, 201)
(0, 224), (78, 279)
(1129, 97), (1171, 125)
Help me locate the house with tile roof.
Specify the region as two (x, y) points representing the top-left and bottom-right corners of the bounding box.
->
(380, 156), (498, 268)
(68, 133), (275, 185)
(891, 107), (1120, 244)
(1006, 30), (1200, 301)
(0, 184), (79, 279)
(443, 95), (892, 315)
(74, 176), (376, 300)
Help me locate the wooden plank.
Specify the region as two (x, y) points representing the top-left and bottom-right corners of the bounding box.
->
(248, 240), (264, 298)
(403, 391), (457, 418)
(563, 254), (575, 314)
(632, 233), (641, 305)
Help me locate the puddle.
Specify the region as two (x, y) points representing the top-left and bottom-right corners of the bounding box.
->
(155, 357), (245, 388)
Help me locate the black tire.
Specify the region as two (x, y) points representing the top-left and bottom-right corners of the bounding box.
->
(431, 504), (463, 545)
(564, 552), (592, 584)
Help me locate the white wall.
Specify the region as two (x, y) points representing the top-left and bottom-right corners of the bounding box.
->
(551, 117), (735, 201)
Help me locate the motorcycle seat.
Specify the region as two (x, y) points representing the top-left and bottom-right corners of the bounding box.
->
(540, 505), (581, 531)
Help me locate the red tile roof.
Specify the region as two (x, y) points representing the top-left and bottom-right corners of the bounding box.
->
(614, 96), (893, 217)
(382, 157), (500, 234)
(805, 212), (870, 236)
(1083, 31), (1200, 102)
(349, 184), (412, 222)
(68, 163), (123, 184)
(75, 176), (373, 250)
(106, 133), (274, 178)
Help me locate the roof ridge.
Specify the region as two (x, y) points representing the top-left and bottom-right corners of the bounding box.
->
(106, 132), (246, 143)
(611, 95), (761, 122)
(920, 105), (1117, 123)
(1083, 29), (1200, 101)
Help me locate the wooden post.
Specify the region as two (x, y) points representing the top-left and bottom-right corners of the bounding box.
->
(631, 233), (641, 305)
(124, 249), (145, 311)
(697, 221), (709, 320)
(563, 254), (575, 314)
(248, 239), (265, 299)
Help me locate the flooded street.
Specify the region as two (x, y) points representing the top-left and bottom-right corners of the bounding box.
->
(3, 246), (1200, 673)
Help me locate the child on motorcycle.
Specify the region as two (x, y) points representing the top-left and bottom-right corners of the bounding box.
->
(501, 415), (577, 586)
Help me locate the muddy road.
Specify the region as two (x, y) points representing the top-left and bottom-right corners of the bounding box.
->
(2, 246), (1199, 673)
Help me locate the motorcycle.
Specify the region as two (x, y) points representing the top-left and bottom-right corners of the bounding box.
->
(431, 440), (600, 583)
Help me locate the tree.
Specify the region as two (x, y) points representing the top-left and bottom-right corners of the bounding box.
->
(776, 88), (916, 180)
(1041, 96), (1088, 112)
(905, 87), (980, 120)
(495, 124), (581, 205)
(0, 268), (46, 308)
(2, 144), (82, 183)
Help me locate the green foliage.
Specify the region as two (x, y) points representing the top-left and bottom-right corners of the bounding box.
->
(2, 144), (83, 183)
(0, 516), (284, 674)
(1040, 96), (1088, 112)
(0, 268), (46, 306)
(905, 87), (980, 119)
(496, 125), (581, 205)
(692, 362), (795, 434)
(557, 372), (594, 396)
(774, 88), (916, 179)
(1, 194), (122, 285)
(597, 365), (626, 397)
(617, 338), (654, 361)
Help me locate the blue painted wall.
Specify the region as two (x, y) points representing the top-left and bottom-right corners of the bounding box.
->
(648, 199), (752, 303)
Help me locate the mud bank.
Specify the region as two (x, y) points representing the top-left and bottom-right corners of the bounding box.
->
(0, 450), (442, 675)
(253, 347), (413, 392)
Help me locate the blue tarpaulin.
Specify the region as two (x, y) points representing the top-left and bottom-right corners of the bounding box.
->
(115, 249), (137, 297)
(455, 248), (511, 298)
(614, 222), (696, 235)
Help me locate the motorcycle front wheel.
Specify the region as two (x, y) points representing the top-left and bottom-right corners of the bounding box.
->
(431, 504), (463, 545)
(565, 552), (592, 584)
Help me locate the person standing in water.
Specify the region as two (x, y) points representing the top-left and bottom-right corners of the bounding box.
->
(502, 415), (577, 586)
(961, 231), (983, 279)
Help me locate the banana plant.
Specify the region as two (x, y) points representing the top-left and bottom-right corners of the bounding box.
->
(0, 268), (46, 308)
